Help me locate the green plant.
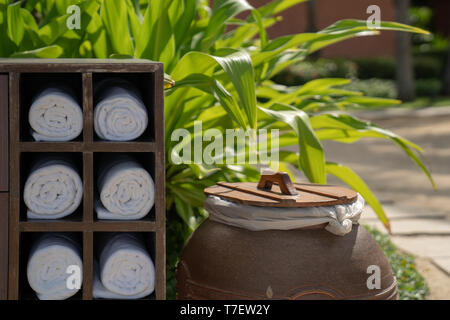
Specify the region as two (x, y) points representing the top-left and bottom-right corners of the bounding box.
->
(342, 78), (398, 99)
(0, 0), (436, 298)
(273, 58), (358, 85)
(414, 56), (444, 79)
(365, 226), (429, 300)
(352, 57), (397, 80)
(415, 78), (442, 97)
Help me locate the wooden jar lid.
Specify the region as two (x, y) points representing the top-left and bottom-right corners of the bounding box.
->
(204, 172), (358, 208)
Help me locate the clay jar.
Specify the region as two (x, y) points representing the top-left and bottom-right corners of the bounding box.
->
(177, 172), (398, 300)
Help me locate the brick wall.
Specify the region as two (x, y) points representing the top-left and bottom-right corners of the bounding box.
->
(249, 0), (397, 58)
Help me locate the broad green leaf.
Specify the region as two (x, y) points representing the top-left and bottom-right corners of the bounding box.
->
(322, 19), (429, 35)
(170, 50), (257, 131)
(38, 14), (72, 45)
(135, 0), (175, 69)
(304, 19), (430, 54)
(188, 164), (221, 180)
(79, 40), (93, 57)
(171, 183), (206, 209)
(260, 104), (326, 184)
(343, 96), (401, 107)
(251, 9), (268, 48)
(101, 0), (133, 55)
(296, 78), (351, 95)
(326, 162), (390, 232)
(173, 0), (197, 51)
(86, 11), (109, 58)
(252, 33), (323, 67)
(0, 1), (13, 56)
(11, 45), (63, 58)
(21, 8), (38, 32)
(173, 194), (197, 231)
(201, 0), (253, 51)
(262, 49), (307, 80)
(39, 0), (100, 46)
(261, 78), (351, 107)
(213, 50), (257, 130)
(7, 1), (24, 46)
(218, 16), (277, 48)
(24, 0), (40, 12)
(310, 114), (422, 151)
(126, 0), (142, 42)
(310, 113), (436, 189)
(169, 73), (248, 129)
(258, 0), (307, 17)
(308, 29), (380, 54)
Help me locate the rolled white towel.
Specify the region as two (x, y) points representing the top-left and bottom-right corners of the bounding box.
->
(95, 158), (154, 220)
(27, 233), (83, 300)
(94, 81), (148, 141)
(93, 233), (155, 299)
(29, 87), (83, 141)
(24, 159), (83, 219)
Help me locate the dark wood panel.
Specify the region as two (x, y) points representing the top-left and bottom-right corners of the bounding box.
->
(82, 73), (93, 143)
(0, 193), (8, 300)
(82, 231), (93, 300)
(20, 142), (84, 152)
(0, 75), (8, 191)
(83, 152), (94, 223)
(19, 142), (156, 153)
(86, 142), (156, 152)
(154, 65), (166, 299)
(0, 59), (161, 73)
(89, 221), (156, 232)
(19, 221), (156, 232)
(8, 73), (20, 300)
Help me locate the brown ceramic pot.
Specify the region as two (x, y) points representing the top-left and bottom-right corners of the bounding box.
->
(177, 172), (398, 300)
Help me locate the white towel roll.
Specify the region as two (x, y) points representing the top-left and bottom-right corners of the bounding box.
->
(93, 233), (155, 299)
(94, 83), (148, 141)
(27, 234), (83, 300)
(96, 158), (154, 220)
(29, 87), (83, 141)
(24, 159), (83, 219)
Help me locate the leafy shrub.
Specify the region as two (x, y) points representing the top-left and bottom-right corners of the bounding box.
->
(414, 56), (444, 79)
(415, 79), (443, 97)
(365, 226), (429, 300)
(353, 57), (397, 80)
(166, 210), (189, 300)
(276, 55), (445, 99)
(273, 59), (358, 86)
(342, 79), (397, 99)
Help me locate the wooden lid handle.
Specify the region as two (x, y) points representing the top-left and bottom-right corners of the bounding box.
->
(257, 172), (298, 196)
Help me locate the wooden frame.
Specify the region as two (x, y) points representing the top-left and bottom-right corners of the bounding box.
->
(0, 74), (9, 300)
(0, 59), (165, 300)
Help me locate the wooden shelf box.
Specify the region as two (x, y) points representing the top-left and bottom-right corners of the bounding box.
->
(0, 59), (166, 300)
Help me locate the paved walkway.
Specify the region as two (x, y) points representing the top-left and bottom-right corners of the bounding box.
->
(324, 106), (450, 299)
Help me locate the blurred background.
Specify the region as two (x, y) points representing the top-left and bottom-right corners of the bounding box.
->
(248, 0), (450, 299)
(254, 0), (450, 104)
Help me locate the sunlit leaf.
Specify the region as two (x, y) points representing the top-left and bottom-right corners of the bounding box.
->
(326, 162), (391, 232)
(10, 45), (63, 58)
(260, 104), (326, 184)
(7, 1), (24, 46)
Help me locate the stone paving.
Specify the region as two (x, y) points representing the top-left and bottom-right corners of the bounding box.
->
(361, 205), (450, 276)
